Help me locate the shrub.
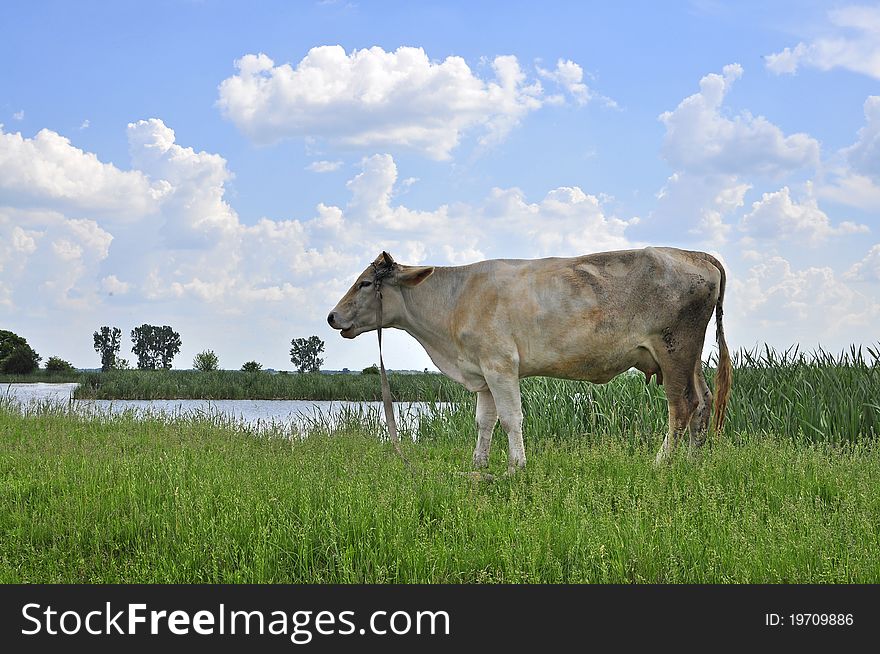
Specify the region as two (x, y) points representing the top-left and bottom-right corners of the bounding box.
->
(193, 350), (220, 372)
(241, 361), (263, 373)
(45, 356), (75, 373)
(362, 364), (380, 375)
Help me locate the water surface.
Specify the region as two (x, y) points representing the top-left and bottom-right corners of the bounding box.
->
(3, 383), (445, 433)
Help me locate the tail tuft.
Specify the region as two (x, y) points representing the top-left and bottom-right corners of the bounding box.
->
(710, 259), (732, 434)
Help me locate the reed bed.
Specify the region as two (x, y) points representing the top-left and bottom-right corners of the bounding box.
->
(71, 369), (464, 402)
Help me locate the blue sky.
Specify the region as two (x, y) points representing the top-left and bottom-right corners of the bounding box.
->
(2, 1), (879, 371)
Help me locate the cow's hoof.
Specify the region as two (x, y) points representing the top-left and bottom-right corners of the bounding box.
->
(506, 459), (526, 475)
(473, 452), (489, 469)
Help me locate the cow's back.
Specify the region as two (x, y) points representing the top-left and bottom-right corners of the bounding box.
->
(446, 247), (721, 382)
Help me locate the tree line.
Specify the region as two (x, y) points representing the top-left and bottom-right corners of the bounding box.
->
(1, 326), (326, 374)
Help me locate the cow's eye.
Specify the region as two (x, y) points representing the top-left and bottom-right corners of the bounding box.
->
(359, 280), (373, 289)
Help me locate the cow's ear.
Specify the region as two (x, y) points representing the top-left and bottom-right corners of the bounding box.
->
(397, 265), (434, 287)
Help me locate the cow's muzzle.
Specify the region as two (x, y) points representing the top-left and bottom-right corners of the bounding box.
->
(327, 312), (356, 338)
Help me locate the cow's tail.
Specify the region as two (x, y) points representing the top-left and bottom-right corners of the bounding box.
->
(704, 254), (732, 434)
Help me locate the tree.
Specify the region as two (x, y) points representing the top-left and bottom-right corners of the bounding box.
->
(289, 336), (325, 373)
(93, 326), (122, 371)
(241, 360), (263, 373)
(45, 356), (75, 373)
(362, 364), (379, 375)
(131, 324), (182, 370)
(0, 330), (41, 374)
(193, 350), (220, 372)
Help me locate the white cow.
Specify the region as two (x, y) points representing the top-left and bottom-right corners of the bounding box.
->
(329, 247), (732, 472)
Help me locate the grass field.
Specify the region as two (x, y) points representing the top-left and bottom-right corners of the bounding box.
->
(2, 345), (879, 583)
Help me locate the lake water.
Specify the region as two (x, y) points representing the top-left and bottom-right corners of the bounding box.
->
(2, 383), (448, 433)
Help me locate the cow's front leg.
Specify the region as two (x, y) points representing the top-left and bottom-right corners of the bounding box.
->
(473, 389), (497, 468)
(484, 371), (525, 474)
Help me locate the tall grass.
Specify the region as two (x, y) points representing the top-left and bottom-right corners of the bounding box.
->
(1, 397), (878, 583)
(0, 370), (84, 384)
(17, 344), (880, 444)
(43, 344), (880, 445)
(72, 369), (465, 402)
(415, 345), (880, 446)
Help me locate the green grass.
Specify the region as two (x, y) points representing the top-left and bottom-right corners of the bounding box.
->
(0, 370), (84, 384)
(71, 369), (465, 402)
(1, 397), (879, 583)
(3, 345), (879, 582)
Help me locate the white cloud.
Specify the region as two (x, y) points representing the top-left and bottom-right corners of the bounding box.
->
(536, 59), (616, 108)
(844, 96), (880, 179)
(127, 118), (239, 246)
(765, 5), (880, 79)
(845, 243), (880, 281)
(0, 207), (113, 309)
(339, 152), (637, 259)
(13, 110), (24, 121)
(217, 45), (590, 159)
(817, 171), (880, 211)
(730, 254), (880, 346)
(0, 124), (166, 219)
(482, 185), (636, 256)
(658, 63), (819, 176)
(648, 172), (748, 245)
(79, 119), (90, 130)
(740, 184), (868, 245)
(306, 160), (343, 173)
(100, 275), (130, 296)
(816, 96), (880, 210)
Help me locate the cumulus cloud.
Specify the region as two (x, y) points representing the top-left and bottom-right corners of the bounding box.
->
(0, 124), (166, 218)
(101, 274), (130, 295)
(845, 243), (880, 281)
(127, 118), (238, 247)
(0, 207), (113, 309)
(536, 59), (617, 108)
(730, 254), (880, 345)
(482, 185), (636, 256)
(217, 45), (594, 159)
(658, 63), (819, 176)
(740, 185), (868, 245)
(816, 96), (880, 210)
(337, 152), (637, 260)
(844, 96), (880, 179)
(765, 5), (880, 79)
(817, 171), (880, 211)
(645, 172), (748, 246)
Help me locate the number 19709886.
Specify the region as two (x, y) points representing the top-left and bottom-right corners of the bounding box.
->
(790, 614), (853, 626)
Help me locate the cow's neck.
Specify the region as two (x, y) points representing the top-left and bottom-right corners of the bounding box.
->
(392, 267), (478, 389)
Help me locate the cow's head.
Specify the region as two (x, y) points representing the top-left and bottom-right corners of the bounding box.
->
(328, 251), (435, 338)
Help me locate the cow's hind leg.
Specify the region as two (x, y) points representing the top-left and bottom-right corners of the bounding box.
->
(688, 362), (713, 450)
(473, 389), (497, 468)
(652, 347), (701, 465)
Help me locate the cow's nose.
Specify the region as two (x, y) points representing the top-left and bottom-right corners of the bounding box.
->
(327, 312), (337, 327)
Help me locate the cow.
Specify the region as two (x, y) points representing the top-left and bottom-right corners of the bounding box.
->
(328, 247), (732, 472)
